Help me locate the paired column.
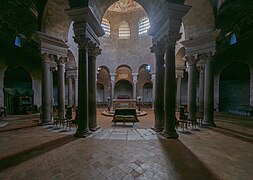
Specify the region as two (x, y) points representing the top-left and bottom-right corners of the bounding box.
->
(50, 67), (56, 118)
(132, 73), (138, 99)
(67, 75), (73, 107)
(151, 74), (156, 110)
(41, 53), (53, 124)
(198, 63), (205, 113)
(176, 71), (183, 108)
(73, 35), (90, 137)
(186, 55), (198, 121)
(203, 53), (215, 126)
(151, 43), (165, 132)
(88, 42), (101, 131)
(110, 73), (116, 100)
(74, 75), (78, 108)
(162, 32), (181, 138)
(55, 57), (67, 119)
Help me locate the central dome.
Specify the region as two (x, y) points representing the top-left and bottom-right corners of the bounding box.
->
(108, 0), (142, 12)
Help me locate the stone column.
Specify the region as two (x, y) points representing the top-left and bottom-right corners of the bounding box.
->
(55, 57), (67, 119)
(88, 42), (101, 131)
(151, 74), (156, 110)
(74, 35), (92, 136)
(250, 66), (253, 108)
(41, 53), (53, 124)
(151, 43), (165, 132)
(74, 75), (78, 108)
(132, 73), (138, 99)
(50, 67), (56, 118)
(176, 71), (183, 109)
(186, 55), (198, 121)
(73, 35), (90, 137)
(110, 73), (116, 99)
(67, 75), (73, 107)
(203, 53), (216, 126)
(162, 32), (181, 138)
(198, 63), (205, 113)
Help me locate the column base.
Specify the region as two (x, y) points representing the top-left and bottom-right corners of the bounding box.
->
(74, 128), (91, 138)
(202, 121), (216, 127)
(89, 126), (100, 132)
(38, 121), (53, 126)
(151, 127), (164, 132)
(161, 130), (179, 139)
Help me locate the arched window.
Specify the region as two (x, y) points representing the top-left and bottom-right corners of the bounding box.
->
(139, 17), (150, 35)
(119, 21), (130, 39)
(101, 18), (111, 37)
(230, 33), (237, 45)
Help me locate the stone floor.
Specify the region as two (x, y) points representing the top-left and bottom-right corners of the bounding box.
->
(0, 108), (252, 179)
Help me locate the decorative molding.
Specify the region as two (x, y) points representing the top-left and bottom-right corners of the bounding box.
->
(181, 30), (220, 56)
(55, 56), (68, 66)
(66, 7), (105, 45)
(150, 42), (165, 55)
(36, 32), (68, 57)
(88, 41), (101, 57)
(163, 32), (182, 47)
(185, 55), (198, 66)
(74, 35), (90, 49)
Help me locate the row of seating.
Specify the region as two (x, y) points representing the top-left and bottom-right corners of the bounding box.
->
(112, 108), (139, 126)
(176, 111), (203, 132)
(53, 107), (78, 130)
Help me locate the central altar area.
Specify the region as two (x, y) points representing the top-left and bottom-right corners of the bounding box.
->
(101, 99), (147, 117)
(112, 99), (137, 109)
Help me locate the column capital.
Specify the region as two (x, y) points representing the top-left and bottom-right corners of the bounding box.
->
(198, 52), (215, 61)
(150, 42), (165, 55)
(50, 67), (56, 72)
(55, 56), (68, 66)
(184, 55), (198, 66)
(74, 35), (90, 49)
(132, 74), (138, 83)
(162, 31), (182, 48)
(42, 53), (54, 63)
(110, 73), (116, 82)
(88, 41), (101, 58)
(176, 70), (184, 78)
(151, 74), (156, 82)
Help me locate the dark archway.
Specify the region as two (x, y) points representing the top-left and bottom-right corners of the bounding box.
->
(97, 83), (105, 106)
(114, 80), (133, 99)
(3, 66), (33, 115)
(219, 62), (250, 115)
(142, 82), (153, 107)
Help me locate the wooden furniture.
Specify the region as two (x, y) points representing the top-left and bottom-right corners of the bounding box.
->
(112, 108), (138, 126)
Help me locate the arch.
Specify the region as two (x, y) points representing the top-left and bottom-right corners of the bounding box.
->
(98, 65), (111, 75)
(4, 66), (32, 89)
(66, 50), (77, 69)
(176, 47), (186, 61)
(114, 79), (133, 99)
(97, 83), (105, 105)
(142, 82), (153, 103)
(3, 66), (33, 115)
(138, 64), (151, 73)
(116, 64), (133, 72)
(219, 62), (250, 115)
(97, 66), (111, 101)
(116, 65), (133, 83)
(41, 0), (71, 41)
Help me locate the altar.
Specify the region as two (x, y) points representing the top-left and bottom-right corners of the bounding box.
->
(112, 99), (137, 109)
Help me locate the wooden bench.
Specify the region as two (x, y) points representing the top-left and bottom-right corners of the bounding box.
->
(112, 108), (138, 126)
